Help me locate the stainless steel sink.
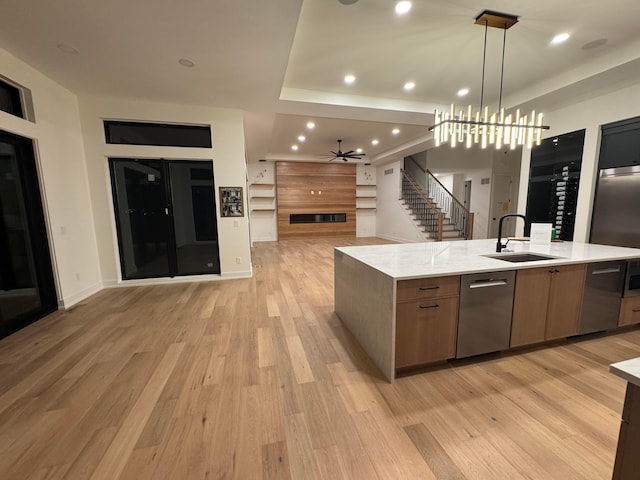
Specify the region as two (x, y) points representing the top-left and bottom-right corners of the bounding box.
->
(483, 253), (562, 263)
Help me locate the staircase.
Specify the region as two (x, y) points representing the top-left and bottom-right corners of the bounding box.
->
(401, 169), (474, 241)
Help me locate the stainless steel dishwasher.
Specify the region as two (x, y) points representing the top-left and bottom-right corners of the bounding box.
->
(457, 270), (516, 359)
(578, 260), (625, 334)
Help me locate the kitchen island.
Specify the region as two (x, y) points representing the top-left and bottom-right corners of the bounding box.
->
(335, 239), (640, 381)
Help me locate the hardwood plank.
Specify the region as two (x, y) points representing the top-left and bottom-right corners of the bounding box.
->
(89, 343), (185, 479)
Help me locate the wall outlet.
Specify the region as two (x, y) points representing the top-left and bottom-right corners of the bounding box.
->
(235, 257), (241, 264)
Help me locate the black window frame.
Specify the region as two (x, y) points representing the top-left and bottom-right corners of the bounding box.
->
(0, 78), (24, 119)
(103, 120), (212, 148)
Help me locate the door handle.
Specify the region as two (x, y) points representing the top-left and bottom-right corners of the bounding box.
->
(469, 280), (508, 289)
(165, 207), (169, 215)
(592, 268), (621, 275)
(419, 304), (439, 309)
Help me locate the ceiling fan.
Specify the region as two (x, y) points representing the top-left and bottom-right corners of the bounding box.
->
(328, 139), (366, 162)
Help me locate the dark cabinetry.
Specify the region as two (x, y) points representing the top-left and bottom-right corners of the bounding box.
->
(525, 130), (584, 241)
(599, 116), (640, 169)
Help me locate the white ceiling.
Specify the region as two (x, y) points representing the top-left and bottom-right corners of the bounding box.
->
(2, 0), (640, 163)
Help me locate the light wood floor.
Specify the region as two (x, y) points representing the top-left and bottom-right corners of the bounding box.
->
(1, 237), (639, 479)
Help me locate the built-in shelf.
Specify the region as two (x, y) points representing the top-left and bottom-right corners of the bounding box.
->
(356, 184), (376, 187)
(356, 207), (377, 211)
(356, 195), (376, 199)
(251, 208), (276, 212)
(251, 195), (274, 199)
(250, 183), (274, 187)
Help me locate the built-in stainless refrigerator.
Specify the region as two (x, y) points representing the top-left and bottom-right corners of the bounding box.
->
(591, 166), (640, 248)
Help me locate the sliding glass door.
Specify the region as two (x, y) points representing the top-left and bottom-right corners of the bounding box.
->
(0, 130), (57, 338)
(109, 158), (220, 280)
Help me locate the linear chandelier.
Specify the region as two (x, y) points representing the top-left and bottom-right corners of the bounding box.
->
(428, 10), (550, 149)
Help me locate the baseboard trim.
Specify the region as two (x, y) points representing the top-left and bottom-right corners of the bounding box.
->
(59, 282), (103, 309)
(102, 269), (253, 288)
(376, 233), (415, 243)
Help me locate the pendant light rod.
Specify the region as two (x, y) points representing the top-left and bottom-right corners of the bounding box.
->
(480, 21), (488, 110)
(498, 24), (507, 111)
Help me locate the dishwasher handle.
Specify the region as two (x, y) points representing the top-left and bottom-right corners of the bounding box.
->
(469, 279), (508, 289)
(591, 267), (621, 275)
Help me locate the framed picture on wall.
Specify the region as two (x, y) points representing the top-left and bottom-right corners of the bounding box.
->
(219, 186), (244, 217)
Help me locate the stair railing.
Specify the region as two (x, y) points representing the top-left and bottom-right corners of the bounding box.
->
(401, 168), (474, 240)
(401, 171), (445, 240)
(425, 169), (474, 240)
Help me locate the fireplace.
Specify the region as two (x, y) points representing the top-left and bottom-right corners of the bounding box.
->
(289, 213), (347, 224)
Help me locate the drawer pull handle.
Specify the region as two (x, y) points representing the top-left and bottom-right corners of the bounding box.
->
(419, 286), (440, 291)
(420, 304), (439, 309)
(633, 308), (640, 313)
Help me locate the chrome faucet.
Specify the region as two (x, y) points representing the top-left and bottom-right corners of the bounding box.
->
(496, 214), (527, 252)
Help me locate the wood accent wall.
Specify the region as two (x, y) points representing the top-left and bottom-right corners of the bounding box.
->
(276, 161), (356, 240)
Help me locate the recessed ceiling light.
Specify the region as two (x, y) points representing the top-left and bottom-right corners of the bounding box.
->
(371, 139), (379, 146)
(395, 1), (412, 15)
(178, 58), (195, 67)
(433, 173), (439, 177)
(404, 81), (416, 91)
(306, 121), (315, 130)
(356, 148), (363, 154)
(392, 128), (400, 135)
(291, 145), (299, 151)
(550, 33), (570, 46)
(57, 44), (79, 55)
(344, 74), (356, 85)
(298, 135), (306, 142)
(457, 88), (470, 97)
(338, 0), (359, 4)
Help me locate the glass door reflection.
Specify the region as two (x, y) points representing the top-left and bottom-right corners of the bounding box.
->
(110, 159), (171, 279)
(0, 130), (57, 338)
(110, 158), (221, 280)
(168, 161), (220, 275)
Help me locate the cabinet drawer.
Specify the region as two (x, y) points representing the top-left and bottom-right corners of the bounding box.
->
(619, 296), (640, 326)
(395, 296), (458, 368)
(397, 276), (459, 302)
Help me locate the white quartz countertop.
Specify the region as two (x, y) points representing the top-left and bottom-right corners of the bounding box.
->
(610, 358), (640, 387)
(335, 239), (640, 280)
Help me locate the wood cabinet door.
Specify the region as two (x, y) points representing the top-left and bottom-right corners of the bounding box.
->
(511, 268), (551, 347)
(619, 296), (640, 326)
(545, 264), (586, 340)
(395, 296), (458, 368)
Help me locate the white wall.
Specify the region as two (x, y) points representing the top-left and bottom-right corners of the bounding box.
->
(375, 159), (427, 243)
(0, 47), (102, 307)
(517, 81), (640, 242)
(247, 159), (277, 243)
(356, 163), (376, 237)
(78, 96), (252, 284)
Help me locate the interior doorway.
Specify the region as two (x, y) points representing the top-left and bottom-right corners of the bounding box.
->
(489, 175), (515, 238)
(463, 180), (472, 209)
(0, 130), (57, 338)
(109, 158), (221, 280)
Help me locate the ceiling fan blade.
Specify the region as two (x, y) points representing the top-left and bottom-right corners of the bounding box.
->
(330, 150), (338, 156)
(342, 150), (354, 156)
